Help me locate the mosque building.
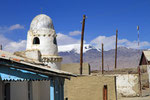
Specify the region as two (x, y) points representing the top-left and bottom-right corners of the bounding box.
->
(26, 14), (62, 69)
(0, 14), (74, 100)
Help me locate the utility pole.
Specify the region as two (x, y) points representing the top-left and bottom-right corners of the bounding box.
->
(0, 45), (2, 50)
(102, 43), (104, 74)
(137, 25), (142, 96)
(114, 29), (118, 100)
(80, 15), (86, 75)
(115, 29), (118, 69)
(107, 64), (109, 71)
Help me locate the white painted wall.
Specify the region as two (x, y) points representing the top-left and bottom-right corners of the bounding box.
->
(32, 81), (50, 100)
(39, 81), (50, 100)
(2, 81), (51, 100)
(11, 82), (28, 100)
(116, 74), (139, 97)
(32, 81), (40, 100)
(0, 81), (3, 100)
(26, 30), (58, 56)
(44, 61), (61, 69)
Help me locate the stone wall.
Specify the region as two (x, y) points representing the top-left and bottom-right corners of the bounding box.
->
(116, 74), (139, 97)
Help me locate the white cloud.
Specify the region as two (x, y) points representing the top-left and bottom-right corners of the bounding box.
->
(0, 35), (26, 52)
(91, 35), (150, 50)
(0, 24), (24, 34)
(0, 24), (26, 52)
(118, 40), (150, 49)
(4, 40), (26, 52)
(90, 35), (116, 50)
(69, 31), (81, 36)
(0, 30), (150, 53)
(9, 24), (24, 30)
(57, 33), (81, 45)
(0, 35), (12, 46)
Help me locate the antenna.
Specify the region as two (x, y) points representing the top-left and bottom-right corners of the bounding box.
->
(137, 25), (142, 96)
(137, 26), (140, 48)
(41, 8), (43, 14)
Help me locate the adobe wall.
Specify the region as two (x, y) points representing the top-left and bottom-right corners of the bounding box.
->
(61, 63), (90, 75)
(64, 75), (116, 100)
(139, 65), (149, 88)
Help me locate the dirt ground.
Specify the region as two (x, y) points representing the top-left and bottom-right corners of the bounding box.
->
(118, 88), (150, 100)
(119, 96), (150, 100)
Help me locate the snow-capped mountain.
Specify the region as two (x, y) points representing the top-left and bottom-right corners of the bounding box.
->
(58, 44), (99, 54)
(58, 46), (143, 70)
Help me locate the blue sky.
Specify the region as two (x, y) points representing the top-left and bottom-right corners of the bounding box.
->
(0, 0), (150, 52)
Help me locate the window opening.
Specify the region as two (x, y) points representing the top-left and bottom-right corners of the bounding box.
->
(53, 37), (57, 45)
(33, 37), (40, 44)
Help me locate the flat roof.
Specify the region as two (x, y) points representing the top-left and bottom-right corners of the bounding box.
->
(0, 50), (76, 79)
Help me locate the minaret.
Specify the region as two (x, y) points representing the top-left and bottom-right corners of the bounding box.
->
(26, 14), (62, 69)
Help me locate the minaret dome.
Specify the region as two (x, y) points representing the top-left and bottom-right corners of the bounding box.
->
(26, 14), (62, 69)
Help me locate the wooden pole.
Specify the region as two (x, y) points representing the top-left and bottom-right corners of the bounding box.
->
(102, 43), (104, 74)
(115, 29), (118, 69)
(114, 30), (118, 99)
(80, 15), (86, 75)
(0, 45), (2, 50)
(107, 65), (109, 71)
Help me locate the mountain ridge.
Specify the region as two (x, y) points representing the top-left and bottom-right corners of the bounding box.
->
(58, 45), (143, 70)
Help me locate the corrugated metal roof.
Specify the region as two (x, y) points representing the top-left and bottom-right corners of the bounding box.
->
(143, 50), (150, 61)
(0, 50), (76, 78)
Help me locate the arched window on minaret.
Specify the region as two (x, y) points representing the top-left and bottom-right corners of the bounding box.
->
(53, 37), (57, 45)
(33, 37), (40, 44)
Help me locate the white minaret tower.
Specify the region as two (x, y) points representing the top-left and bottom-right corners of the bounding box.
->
(26, 14), (62, 69)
